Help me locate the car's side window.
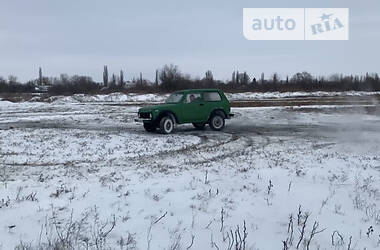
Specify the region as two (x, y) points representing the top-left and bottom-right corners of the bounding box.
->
(204, 92), (222, 102)
(185, 93), (202, 103)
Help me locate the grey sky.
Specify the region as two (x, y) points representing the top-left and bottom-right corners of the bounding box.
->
(0, 0), (379, 82)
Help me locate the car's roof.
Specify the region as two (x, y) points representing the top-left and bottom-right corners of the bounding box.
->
(174, 89), (222, 94)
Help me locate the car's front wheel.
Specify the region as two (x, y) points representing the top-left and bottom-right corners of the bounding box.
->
(209, 113), (225, 131)
(143, 123), (156, 132)
(192, 123), (206, 130)
(159, 116), (174, 134)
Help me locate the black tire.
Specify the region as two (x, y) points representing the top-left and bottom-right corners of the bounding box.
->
(159, 116), (174, 134)
(209, 113), (225, 131)
(192, 123), (206, 130)
(143, 123), (156, 132)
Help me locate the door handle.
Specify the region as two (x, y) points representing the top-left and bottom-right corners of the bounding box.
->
(200, 103), (204, 106)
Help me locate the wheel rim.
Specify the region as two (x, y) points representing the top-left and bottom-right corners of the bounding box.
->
(213, 116), (223, 129)
(164, 119), (173, 133)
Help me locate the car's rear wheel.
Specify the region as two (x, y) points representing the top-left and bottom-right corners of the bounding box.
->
(143, 123), (156, 132)
(209, 113), (225, 131)
(192, 123), (206, 130)
(159, 116), (174, 134)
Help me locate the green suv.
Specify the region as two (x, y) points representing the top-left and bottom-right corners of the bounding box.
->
(136, 89), (234, 134)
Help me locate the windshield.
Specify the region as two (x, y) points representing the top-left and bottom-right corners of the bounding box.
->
(165, 93), (183, 103)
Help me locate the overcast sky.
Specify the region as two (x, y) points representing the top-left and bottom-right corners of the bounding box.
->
(0, 0), (379, 82)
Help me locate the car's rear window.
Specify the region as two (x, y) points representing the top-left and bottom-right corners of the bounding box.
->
(204, 92), (222, 101)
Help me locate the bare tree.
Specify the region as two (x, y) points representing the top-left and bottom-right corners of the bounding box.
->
(8, 75), (18, 84)
(159, 64), (182, 82)
(155, 69), (159, 86)
(291, 72), (312, 83)
(39, 67), (43, 86)
(205, 70), (214, 82)
(272, 73), (279, 84)
(111, 74), (116, 87)
(260, 72), (265, 83)
(103, 65), (108, 86)
(120, 70), (124, 87)
(239, 72), (250, 85)
(159, 64), (183, 90)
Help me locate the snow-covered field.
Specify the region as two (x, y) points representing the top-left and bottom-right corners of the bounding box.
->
(19, 91), (380, 104)
(1, 100), (380, 249)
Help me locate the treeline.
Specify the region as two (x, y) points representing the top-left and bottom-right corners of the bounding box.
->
(0, 76), (35, 93)
(1, 65), (380, 95)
